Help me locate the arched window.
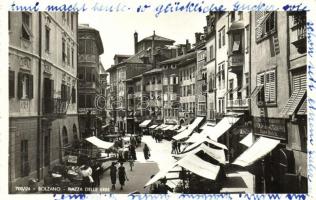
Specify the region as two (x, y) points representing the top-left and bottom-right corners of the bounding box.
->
(62, 126), (68, 146)
(73, 124), (78, 140)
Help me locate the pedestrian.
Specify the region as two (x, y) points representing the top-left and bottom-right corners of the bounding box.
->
(177, 141), (181, 153)
(128, 153), (134, 171)
(143, 144), (150, 160)
(156, 177), (173, 194)
(171, 140), (175, 154)
(149, 175), (158, 194)
(118, 163), (129, 190)
(110, 162), (117, 190)
(92, 161), (101, 189)
(130, 144), (137, 160)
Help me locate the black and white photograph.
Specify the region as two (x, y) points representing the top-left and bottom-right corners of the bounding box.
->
(7, 10), (308, 195)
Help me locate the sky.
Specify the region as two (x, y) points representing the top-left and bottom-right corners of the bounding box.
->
(78, 12), (207, 70)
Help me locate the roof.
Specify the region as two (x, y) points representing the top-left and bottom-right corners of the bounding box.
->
(139, 34), (175, 43)
(160, 51), (197, 65)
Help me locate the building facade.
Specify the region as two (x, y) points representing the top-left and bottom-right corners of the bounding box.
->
(8, 12), (79, 192)
(77, 24), (104, 138)
(250, 11), (307, 193)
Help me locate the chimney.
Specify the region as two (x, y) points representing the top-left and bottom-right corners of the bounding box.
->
(186, 39), (191, 52)
(134, 31), (138, 54)
(182, 45), (187, 55)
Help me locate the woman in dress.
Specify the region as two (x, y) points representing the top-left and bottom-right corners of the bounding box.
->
(118, 163), (128, 190)
(143, 144), (150, 160)
(109, 162), (117, 190)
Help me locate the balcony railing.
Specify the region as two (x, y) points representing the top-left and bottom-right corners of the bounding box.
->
(43, 98), (69, 116)
(227, 98), (250, 109)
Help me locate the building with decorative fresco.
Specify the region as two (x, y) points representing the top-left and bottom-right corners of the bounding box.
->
(8, 12), (79, 192)
(77, 24), (104, 138)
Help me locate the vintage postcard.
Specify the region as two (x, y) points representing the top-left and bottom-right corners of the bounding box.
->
(0, 0), (315, 199)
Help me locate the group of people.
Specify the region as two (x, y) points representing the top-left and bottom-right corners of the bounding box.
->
(148, 176), (173, 194)
(109, 162), (129, 190)
(171, 140), (182, 154)
(152, 132), (163, 143)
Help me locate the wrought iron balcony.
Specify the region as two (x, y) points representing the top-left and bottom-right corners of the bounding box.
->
(43, 98), (69, 116)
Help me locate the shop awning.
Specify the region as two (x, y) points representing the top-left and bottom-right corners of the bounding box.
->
(177, 154), (220, 180)
(174, 143), (226, 164)
(169, 125), (180, 131)
(239, 132), (254, 147)
(162, 125), (175, 131)
(155, 124), (167, 130)
(200, 122), (216, 130)
(201, 117), (240, 141)
(176, 126), (188, 133)
(149, 124), (158, 129)
(144, 161), (179, 187)
(185, 132), (204, 143)
(233, 136), (280, 167)
(280, 89), (306, 116)
(183, 136), (228, 151)
(173, 128), (193, 140)
(139, 120), (152, 128)
(85, 136), (114, 149)
(188, 117), (204, 130)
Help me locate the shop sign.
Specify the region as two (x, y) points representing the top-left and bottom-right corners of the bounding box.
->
(68, 155), (78, 164)
(253, 117), (287, 140)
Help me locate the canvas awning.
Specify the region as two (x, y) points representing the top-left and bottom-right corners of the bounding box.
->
(239, 132), (254, 147)
(233, 136), (280, 167)
(101, 124), (109, 129)
(169, 125), (180, 131)
(173, 128), (193, 140)
(185, 132), (205, 143)
(183, 136), (228, 151)
(177, 154), (220, 180)
(188, 117), (204, 130)
(85, 136), (114, 149)
(149, 124), (158, 129)
(139, 120), (151, 128)
(200, 122), (216, 130)
(174, 143), (226, 164)
(176, 126), (187, 133)
(155, 124), (167, 130)
(201, 117), (240, 141)
(162, 125), (175, 131)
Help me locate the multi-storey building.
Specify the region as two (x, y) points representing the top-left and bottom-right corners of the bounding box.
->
(249, 11), (307, 193)
(204, 12), (217, 122)
(178, 51), (197, 125)
(108, 32), (175, 133)
(8, 12), (78, 192)
(77, 24), (104, 138)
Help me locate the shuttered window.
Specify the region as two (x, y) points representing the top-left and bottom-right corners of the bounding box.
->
(255, 70), (276, 103)
(72, 87), (76, 103)
(255, 12), (276, 42)
(280, 69), (306, 116)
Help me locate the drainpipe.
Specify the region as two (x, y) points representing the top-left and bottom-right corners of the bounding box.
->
(249, 12), (252, 122)
(37, 12), (42, 180)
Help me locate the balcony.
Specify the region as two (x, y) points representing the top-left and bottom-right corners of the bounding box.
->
(227, 98), (250, 110)
(43, 98), (69, 117)
(228, 53), (244, 74)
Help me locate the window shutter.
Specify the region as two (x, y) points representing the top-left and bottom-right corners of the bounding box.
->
(18, 72), (23, 99)
(28, 74), (33, 99)
(269, 72), (276, 102)
(255, 12), (265, 40)
(50, 79), (54, 98)
(264, 72), (270, 102)
(9, 71), (15, 98)
(72, 87), (76, 103)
